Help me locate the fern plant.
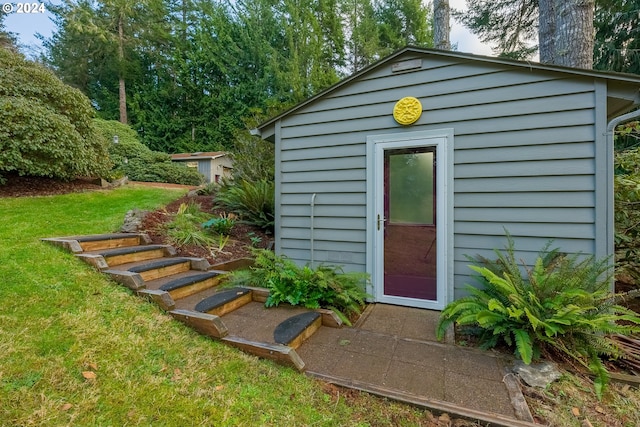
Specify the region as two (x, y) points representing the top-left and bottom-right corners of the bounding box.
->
(436, 235), (640, 398)
(225, 249), (370, 325)
(214, 179), (275, 232)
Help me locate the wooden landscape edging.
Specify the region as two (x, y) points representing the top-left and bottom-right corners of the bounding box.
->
(306, 372), (543, 427)
(221, 335), (305, 371)
(169, 309), (228, 339)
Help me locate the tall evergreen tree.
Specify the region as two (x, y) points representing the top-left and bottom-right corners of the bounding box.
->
(457, 0), (634, 72)
(343, 0), (432, 73)
(551, 0), (594, 68)
(44, 0), (437, 155)
(433, 0), (451, 50)
(594, 0), (640, 75)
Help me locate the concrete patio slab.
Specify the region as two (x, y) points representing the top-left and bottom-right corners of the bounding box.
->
(297, 303), (537, 427)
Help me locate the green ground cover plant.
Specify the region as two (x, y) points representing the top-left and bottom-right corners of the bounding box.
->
(225, 249), (370, 325)
(0, 185), (442, 426)
(436, 235), (640, 399)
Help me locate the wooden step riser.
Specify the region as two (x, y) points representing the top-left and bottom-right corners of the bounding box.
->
(168, 276), (225, 301)
(79, 237), (143, 252)
(287, 316), (323, 350)
(170, 309), (228, 339)
(104, 248), (167, 267)
(202, 292), (253, 317)
(221, 336), (305, 371)
(138, 262), (192, 282)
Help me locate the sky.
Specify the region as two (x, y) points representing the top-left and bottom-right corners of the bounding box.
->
(2, 0), (495, 57)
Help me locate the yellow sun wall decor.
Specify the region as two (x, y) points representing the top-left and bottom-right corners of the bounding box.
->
(393, 97), (422, 125)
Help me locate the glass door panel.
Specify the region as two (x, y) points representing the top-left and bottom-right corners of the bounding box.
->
(383, 147), (437, 300)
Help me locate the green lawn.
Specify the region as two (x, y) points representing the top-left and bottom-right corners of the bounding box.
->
(0, 185), (433, 426)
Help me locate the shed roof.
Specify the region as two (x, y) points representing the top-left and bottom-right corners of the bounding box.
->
(170, 151), (227, 161)
(254, 46), (640, 141)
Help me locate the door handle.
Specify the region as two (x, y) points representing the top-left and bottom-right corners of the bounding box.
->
(377, 214), (387, 230)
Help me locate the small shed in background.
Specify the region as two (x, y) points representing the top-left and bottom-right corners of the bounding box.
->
(254, 47), (640, 311)
(170, 151), (233, 184)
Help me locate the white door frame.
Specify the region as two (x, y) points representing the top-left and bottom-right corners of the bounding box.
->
(366, 129), (454, 310)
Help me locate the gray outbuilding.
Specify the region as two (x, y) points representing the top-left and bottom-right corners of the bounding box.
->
(253, 47), (640, 310)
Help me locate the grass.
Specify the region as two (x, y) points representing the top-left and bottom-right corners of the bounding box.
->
(0, 185), (443, 426)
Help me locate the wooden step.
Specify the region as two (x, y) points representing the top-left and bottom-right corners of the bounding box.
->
(96, 244), (174, 267)
(128, 257), (194, 281)
(75, 233), (152, 252)
(273, 312), (323, 349)
(42, 233), (151, 253)
(195, 287), (253, 317)
(159, 271), (225, 300)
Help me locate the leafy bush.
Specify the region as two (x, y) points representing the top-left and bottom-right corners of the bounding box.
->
(124, 159), (204, 186)
(202, 213), (236, 235)
(231, 129), (275, 182)
(0, 49), (111, 183)
(436, 235), (640, 398)
(214, 179), (275, 232)
(93, 119), (204, 186)
(614, 145), (640, 285)
(226, 249), (370, 325)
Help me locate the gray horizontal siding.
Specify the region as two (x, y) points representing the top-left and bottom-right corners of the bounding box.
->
(281, 143), (365, 161)
(275, 54), (600, 301)
(454, 221), (595, 239)
(280, 227), (365, 243)
(281, 109), (593, 139)
(280, 125), (593, 152)
(280, 249), (366, 271)
(454, 158), (594, 178)
(284, 86), (592, 129)
(455, 141), (594, 163)
(455, 175), (594, 192)
(455, 192), (594, 208)
(284, 216), (364, 230)
(455, 207), (594, 223)
(281, 157), (365, 173)
(281, 169), (365, 183)
(282, 199), (366, 214)
(280, 181), (365, 193)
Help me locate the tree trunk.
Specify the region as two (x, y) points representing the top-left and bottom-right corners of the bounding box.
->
(118, 13), (127, 124)
(538, 0), (556, 64)
(433, 0), (450, 50)
(553, 0), (594, 69)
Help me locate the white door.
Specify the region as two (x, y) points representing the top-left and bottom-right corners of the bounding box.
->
(367, 130), (453, 310)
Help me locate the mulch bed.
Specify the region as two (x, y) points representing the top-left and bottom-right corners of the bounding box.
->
(139, 194), (272, 266)
(0, 173), (103, 197)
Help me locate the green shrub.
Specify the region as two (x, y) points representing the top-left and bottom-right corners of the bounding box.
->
(0, 49), (111, 182)
(436, 235), (640, 398)
(94, 119), (204, 186)
(214, 179), (274, 232)
(202, 214), (236, 235)
(614, 146), (640, 284)
(231, 130), (275, 182)
(124, 159), (203, 186)
(225, 249), (370, 325)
